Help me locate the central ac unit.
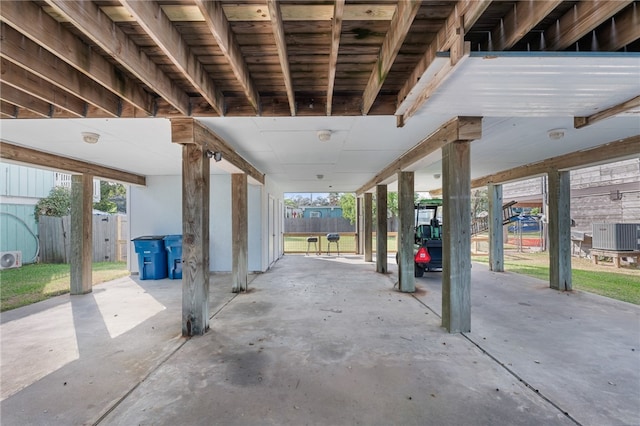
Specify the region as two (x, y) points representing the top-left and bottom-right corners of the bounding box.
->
(0, 251), (22, 270)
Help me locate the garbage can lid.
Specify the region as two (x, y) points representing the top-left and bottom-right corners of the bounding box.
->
(132, 235), (166, 241)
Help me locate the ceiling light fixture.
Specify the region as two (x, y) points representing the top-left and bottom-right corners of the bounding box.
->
(317, 130), (332, 142)
(547, 128), (566, 140)
(316, 174), (324, 180)
(81, 132), (100, 144)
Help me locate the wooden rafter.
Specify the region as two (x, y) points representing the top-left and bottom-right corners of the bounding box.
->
(0, 24), (121, 117)
(0, 1), (153, 116)
(44, 0), (191, 116)
(395, 0), (491, 126)
(591, 3), (640, 51)
(0, 84), (52, 118)
(574, 95), (640, 129)
(0, 102), (18, 118)
(1, 59), (86, 117)
(543, 0), (633, 51)
(195, 0), (259, 114)
(326, 0), (345, 116)
(355, 116), (482, 196)
(266, 0), (296, 116)
(120, 0), (224, 116)
(0, 141), (147, 186)
(361, 0), (421, 115)
(488, 1), (562, 51)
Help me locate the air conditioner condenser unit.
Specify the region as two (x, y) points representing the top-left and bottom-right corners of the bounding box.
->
(0, 251), (22, 270)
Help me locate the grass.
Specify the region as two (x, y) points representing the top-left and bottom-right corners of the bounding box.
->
(0, 262), (130, 312)
(474, 252), (640, 305)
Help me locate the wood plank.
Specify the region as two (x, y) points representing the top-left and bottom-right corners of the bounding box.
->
(376, 184), (388, 273)
(44, 0), (190, 115)
(489, 1), (562, 51)
(232, 173), (248, 293)
(0, 101), (18, 118)
(170, 118), (265, 185)
(548, 169), (572, 291)
(355, 116), (482, 196)
(0, 141), (146, 186)
(195, 0), (260, 114)
(544, 1), (632, 50)
(364, 192), (373, 262)
(574, 95), (640, 129)
(70, 174), (93, 295)
(592, 3), (640, 51)
(181, 143), (210, 336)
(120, 0), (224, 116)
(488, 183), (504, 272)
(1, 1), (153, 116)
(267, 0), (296, 116)
(442, 141), (471, 333)
(0, 84), (52, 118)
(397, 171), (415, 293)
(0, 23), (121, 117)
(327, 0), (345, 116)
(361, 0), (421, 115)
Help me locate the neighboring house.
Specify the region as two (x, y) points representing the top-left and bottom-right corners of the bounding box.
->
(300, 206), (343, 219)
(503, 158), (640, 233)
(0, 162), (100, 264)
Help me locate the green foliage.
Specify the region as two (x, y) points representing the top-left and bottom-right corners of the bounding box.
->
(93, 181), (126, 214)
(471, 188), (488, 218)
(34, 186), (71, 222)
(340, 193), (356, 224)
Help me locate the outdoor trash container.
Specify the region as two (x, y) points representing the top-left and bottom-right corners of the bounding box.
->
(163, 234), (183, 279)
(132, 236), (168, 280)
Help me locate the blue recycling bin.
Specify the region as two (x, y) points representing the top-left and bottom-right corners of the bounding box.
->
(132, 236), (168, 280)
(163, 234), (183, 280)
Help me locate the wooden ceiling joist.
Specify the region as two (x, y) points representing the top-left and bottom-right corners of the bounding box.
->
(487, 0), (562, 51)
(195, 0), (260, 114)
(591, 3), (640, 51)
(326, 0), (345, 116)
(120, 0), (224, 116)
(543, 0), (633, 51)
(171, 118), (265, 185)
(43, 0), (190, 116)
(0, 141), (147, 186)
(574, 95), (640, 129)
(0, 1), (153, 117)
(267, 0), (296, 116)
(0, 84), (52, 118)
(361, 0), (421, 115)
(356, 116), (482, 196)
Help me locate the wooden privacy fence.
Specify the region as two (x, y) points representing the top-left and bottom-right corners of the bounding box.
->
(38, 214), (128, 263)
(284, 232), (399, 254)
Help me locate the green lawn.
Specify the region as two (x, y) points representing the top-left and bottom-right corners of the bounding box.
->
(475, 253), (640, 305)
(0, 262), (130, 312)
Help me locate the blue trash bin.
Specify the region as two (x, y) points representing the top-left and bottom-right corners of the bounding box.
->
(132, 236), (168, 280)
(163, 234), (183, 280)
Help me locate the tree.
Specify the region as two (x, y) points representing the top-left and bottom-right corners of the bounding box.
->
(471, 188), (488, 218)
(93, 181), (126, 214)
(34, 186), (71, 222)
(340, 193), (356, 224)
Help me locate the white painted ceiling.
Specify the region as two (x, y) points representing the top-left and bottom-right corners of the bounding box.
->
(1, 54), (639, 193)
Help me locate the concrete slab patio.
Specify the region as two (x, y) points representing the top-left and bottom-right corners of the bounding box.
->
(1, 255), (638, 425)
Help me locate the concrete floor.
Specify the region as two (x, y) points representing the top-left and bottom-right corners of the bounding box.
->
(1, 255), (639, 425)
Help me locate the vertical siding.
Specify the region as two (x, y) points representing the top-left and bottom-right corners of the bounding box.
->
(1, 163), (55, 198)
(0, 204), (40, 263)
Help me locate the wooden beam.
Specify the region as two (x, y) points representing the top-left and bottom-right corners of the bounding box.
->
(0, 141), (146, 186)
(547, 169), (572, 291)
(232, 173), (248, 293)
(170, 118), (265, 185)
(0, 84), (52, 118)
(363, 192), (373, 262)
(355, 116), (482, 196)
(543, 0), (633, 51)
(361, 0), (421, 115)
(574, 95), (640, 129)
(1, 1), (153, 116)
(396, 0), (491, 116)
(1, 102), (18, 118)
(0, 23), (121, 117)
(195, 0), (260, 114)
(488, 1), (562, 51)
(70, 174), (93, 295)
(592, 2), (640, 51)
(376, 184), (388, 274)
(326, 0), (345, 116)
(266, 0), (296, 116)
(397, 171), (415, 293)
(467, 135), (640, 190)
(487, 183), (504, 272)
(120, 0), (224, 116)
(44, 0), (190, 116)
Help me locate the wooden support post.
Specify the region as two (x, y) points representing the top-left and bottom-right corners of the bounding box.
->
(355, 196), (362, 254)
(364, 193), (373, 262)
(397, 171), (415, 293)
(376, 184), (388, 273)
(232, 173), (248, 292)
(442, 141), (471, 333)
(70, 174), (92, 295)
(181, 142), (210, 336)
(488, 183), (504, 272)
(548, 169), (572, 291)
